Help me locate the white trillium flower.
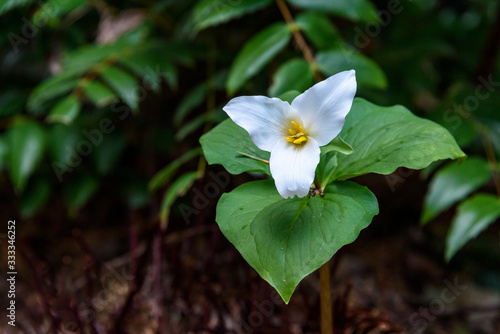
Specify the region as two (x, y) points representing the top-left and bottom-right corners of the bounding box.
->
(223, 70), (357, 199)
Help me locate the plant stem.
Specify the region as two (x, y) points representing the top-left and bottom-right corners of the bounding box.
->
(319, 261), (334, 334)
(477, 123), (500, 199)
(275, 0), (322, 82)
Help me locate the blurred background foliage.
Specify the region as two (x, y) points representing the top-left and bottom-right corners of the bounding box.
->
(1, 0), (500, 332)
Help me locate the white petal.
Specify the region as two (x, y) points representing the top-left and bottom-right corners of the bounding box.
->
(270, 137), (320, 198)
(291, 70), (356, 146)
(223, 96), (299, 152)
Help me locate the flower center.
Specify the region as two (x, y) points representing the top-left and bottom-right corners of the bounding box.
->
(286, 121), (308, 145)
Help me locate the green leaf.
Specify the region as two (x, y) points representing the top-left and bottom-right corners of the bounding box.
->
(200, 119), (270, 175)
(149, 148), (201, 191)
(0, 0), (36, 15)
(445, 194), (500, 261)
(119, 53), (177, 91)
(33, 0), (87, 25)
(159, 171), (200, 222)
(269, 58), (314, 97)
(421, 157), (492, 224)
(48, 123), (82, 169)
(216, 179), (378, 303)
(320, 136), (354, 156)
(28, 77), (79, 113)
(83, 81), (118, 107)
(278, 90), (301, 104)
(46, 95), (81, 125)
(92, 133), (126, 175)
(317, 98), (466, 185)
(99, 66), (139, 112)
(192, 0), (272, 32)
(7, 120), (46, 192)
(65, 173), (99, 214)
(20, 178), (51, 217)
(316, 152), (338, 189)
(64, 42), (131, 71)
(317, 49), (387, 89)
(174, 84), (206, 126)
(227, 23), (291, 95)
(287, 0), (378, 23)
(175, 113), (207, 142)
(295, 11), (343, 50)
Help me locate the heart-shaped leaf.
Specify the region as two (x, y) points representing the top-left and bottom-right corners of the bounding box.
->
(216, 179), (378, 303)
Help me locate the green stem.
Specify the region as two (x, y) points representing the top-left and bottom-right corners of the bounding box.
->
(319, 261), (334, 334)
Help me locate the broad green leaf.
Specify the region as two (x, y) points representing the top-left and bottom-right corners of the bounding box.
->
(20, 178), (51, 217)
(28, 41), (136, 113)
(48, 123), (82, 169)
(317, 98), (466, 185)
(33, 0), (86, 25)
(278, 90), (301, 104)
(295, 12), (343, 50)
(317, 49), (387, 89)
(7, 120), (46, 192)
(0, 0), (36, 15)
(159, 171), (199, 222)
(92, 133), (126, 175)
(445, 194), (500, 261)
(119, 53), (177, 91)
(64, 40), (133, 71)
(99, 66), (139, 112)
(192, 0), (272, 32)
(83, 81), (118, 107)
(28, 77), (79, 113)
(200, 119), (270, 175)
(269, 58), (314, 97)
(174, 84), (206, 125)
(320, 136), (353, 156)
(227, 23), (291, 95)
(149, 148), (201, 191)
(316, 152), (338, 189)
(421, 157), (492, 224)
(286, 0), (379, 23)
(216, 179), (378, 303)
(65, 173), (99, 214)
(46, 95), (81, 125)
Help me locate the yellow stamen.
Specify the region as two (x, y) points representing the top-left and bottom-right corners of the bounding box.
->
(286, 121), (308, 145)
(293, 136), (307, 144)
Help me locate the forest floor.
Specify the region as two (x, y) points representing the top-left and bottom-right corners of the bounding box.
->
(1, 169), (500, 334)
